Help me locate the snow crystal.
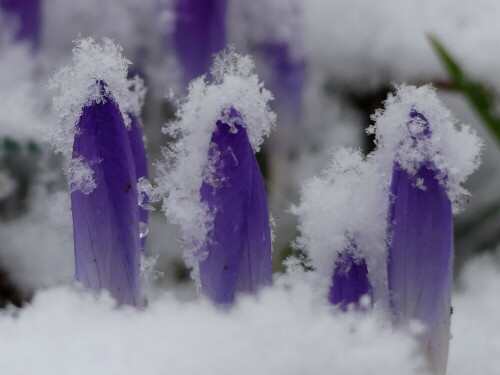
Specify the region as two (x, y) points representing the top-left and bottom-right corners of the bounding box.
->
(369, 84), (483, 210)
(156, 47), (275, 280)
(0, 277), (426, 375)
(49, 37), (133, 156)
(65, 157), (96, 194)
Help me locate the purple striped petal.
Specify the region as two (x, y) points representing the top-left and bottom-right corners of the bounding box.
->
(329, 250), (372, 311)
(71, 85), (141, 306)
(127, 112), (149, 252)
(199, 109), (272, 304)
(0, 0), (41, 49)
(173, 0), (227, 85)
(387, 163), (452, 374)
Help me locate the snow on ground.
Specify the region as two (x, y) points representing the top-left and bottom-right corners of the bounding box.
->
(0, 251), (496, 374)
(0, 274), (427, 375)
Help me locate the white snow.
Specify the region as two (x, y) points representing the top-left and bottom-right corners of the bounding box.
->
(448, 251), (500, 375)
(65, 157), (96, 195)
(0, 274), (427, 375)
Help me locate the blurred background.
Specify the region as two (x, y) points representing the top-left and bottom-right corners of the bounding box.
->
(0, 0), (499, 307)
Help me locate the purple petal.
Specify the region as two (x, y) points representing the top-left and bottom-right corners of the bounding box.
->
(173, 0), (227, 85)
(199, 109), (272, 304)
(127, 113), (149, 252)
(71, 87), (141, 306)
(258, 43), (306, 123)
(329, 250), (372, 311)
(387, 163), (452, 373)
(0, 0), (41, 49)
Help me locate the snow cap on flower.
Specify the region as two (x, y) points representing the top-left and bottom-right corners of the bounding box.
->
(50, 38), (143, 306)
(368, 84), (483, 210)
(49, 37), (135, 157)
(157, 46), (275, 294)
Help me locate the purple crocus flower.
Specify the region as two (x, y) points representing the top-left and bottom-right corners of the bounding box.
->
(127, 112), (149, 252)
(387, 110), (452, 374)
(329, 249), (373, 311)
(258, 43), (306, 129)
(71, 82), (141, 306)
(198, 108), (272, 304)
(173, 0), (227, 86)
(0, 0), (41, 49)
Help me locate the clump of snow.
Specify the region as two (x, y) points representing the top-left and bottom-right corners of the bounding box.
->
(65, 157), (97, 195)
(292, 148), (390, 305)
(369, 84), (483, 209)
(49, 37), (133, 156)
(0, 276), (427, 375)
(156, 46), (275, 280)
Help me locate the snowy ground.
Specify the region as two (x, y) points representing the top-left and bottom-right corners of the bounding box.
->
(0, 251), (497, 375)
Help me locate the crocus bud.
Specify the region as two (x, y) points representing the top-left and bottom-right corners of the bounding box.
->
(157, 47), (275, 305)
(388, 158), (452, 374)
(370, 85), (483, 374)
(71, 82), (141, 306)
(0, 0), (41, 49)
(199, 108), (272, 304)
(329, 248), (372, 310)
(50, 38), (144, 306)
(173, 0), (227, 86)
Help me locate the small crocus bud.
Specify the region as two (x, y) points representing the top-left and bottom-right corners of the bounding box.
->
(329, 248), (372, 310)
(0, 0), (41, 49)
(157, 47), (275, 305)
(293, 149), (384, 310)
(50, 38), (144, 306)
(370, 85), (483, 374)
(173, 0), (227, 86)
(199, 108), (272, 304)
